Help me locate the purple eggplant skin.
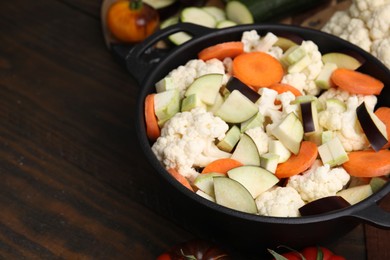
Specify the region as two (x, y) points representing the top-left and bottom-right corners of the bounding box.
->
(300, 101), (315, 133)
(226, 77), (260, 103)
(356, 102), (388, 151)
(299, 196), (351, 216)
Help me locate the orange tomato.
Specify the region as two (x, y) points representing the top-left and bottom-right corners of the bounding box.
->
(107, 0), (159, 43)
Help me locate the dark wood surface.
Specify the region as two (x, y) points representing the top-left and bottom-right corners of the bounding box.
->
(0, 0), (389, 259)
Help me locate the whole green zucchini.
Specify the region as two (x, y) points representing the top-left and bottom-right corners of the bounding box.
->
(228, 0), (330, 23)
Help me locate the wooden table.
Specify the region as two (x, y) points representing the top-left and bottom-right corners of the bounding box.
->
(0, 0), (389, 259)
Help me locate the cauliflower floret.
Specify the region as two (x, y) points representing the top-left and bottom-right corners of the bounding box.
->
(281, 72), (307, 94)
(282, 41), (323, 95)
(322, 11), (352, 36)
(349, 0), (390, 22)
(256, 89), (300, 136)
(340, 18), (372, 52)
(255, 186), (305, 217)
(351, 0), (390, 13)
(336, 96), (370, 151)
(155, 58), (227, 98)
(366, 4), (390, 40)
(152, 107), (230, 181)
(318, 110), (343, 131)
(241, 30), (280, 54)
(323, 0), (390, 69)
(322, 11), (372, 52)
(255, 88), (283, 134)
(317, 89), (374, 151)
(287, 160), (350, 202)
(318, 88), (377, 111)
(267, 46), (284, 60)
(197, 58), (228, 84)
(256, 88), (281, 119)
(282, 73), (320, 96)
(371, 37), (390, 68)
(277, 91), (299, 116)
(300, 41), (323, 73)
(317, 88), (351, 105)
(245, 126), (269, 156)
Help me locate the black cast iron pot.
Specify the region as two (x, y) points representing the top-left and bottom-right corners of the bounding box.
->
(121, 23), (390, 255)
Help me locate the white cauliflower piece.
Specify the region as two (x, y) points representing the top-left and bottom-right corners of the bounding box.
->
(318, 88), (377, 111)
(256, 88), (281, 119)
(155, 58), (227, 98)
(255, 32), (279, 52)
(371, 37), (390, 68)
(241, 30), (280, 54)
(277, 91), (300, 116)
(196, 58), (228, 85)
(255, 88), (282, 134)
(222, 57), (234, 77)
(336, 96), (370, 151)
(366, 4), (390, 40)
(257, 90), (299, 135)
(322, 11), (352, 36)
(267, 46), (284, 60)
(317, 88), (352, 107)
(255, 186), (305, 217)
(281, 72), (307, 94)
(317, 89), (374, 151)
(282, 41), (323, 95)
(152, 107), (230, 181)
(318, 109), (343, 131)
(351, 0), (390, 13)
(241, 30), (261, 52)
(287, 160), (350, 202)
(322, 11), (372, 52)
(245, 126), (269, 156)
(300, 41), (323, 77)
(340, 18), (372, 52)
(322, 0), (390, 69)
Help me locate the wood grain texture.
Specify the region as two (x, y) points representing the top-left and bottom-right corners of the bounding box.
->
(0, 0), (193, 259)
(0, 0), (388, 259)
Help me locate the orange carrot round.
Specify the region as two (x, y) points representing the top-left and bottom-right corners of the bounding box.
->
(167, 168), (194, 191)
(232, 52), (284, 91)
(275, 141), (318, 179)
(342, 149), (390, 177)
(374, 107), (390, 148)
(331, 68), (384, 95)
(144, 93), (160, 141)
(198, 41), (244, 61)
(201, 158), (243, 175)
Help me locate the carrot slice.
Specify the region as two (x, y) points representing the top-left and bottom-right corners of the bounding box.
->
(331, 68), (384, 95)
(198, 41), (244, 61)
(275, 141), (318, 179)
(374, 107), (390, 148)
(233, 52), (284, 91)
(342, 149), (390, 177)
(201, 158), (243, 175)
(167, 168), (194, 191)
(144, 93), (160, 141)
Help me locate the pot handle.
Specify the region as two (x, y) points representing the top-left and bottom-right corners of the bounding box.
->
(120, 23), (216, 84)
(350, 198), (390, 229)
